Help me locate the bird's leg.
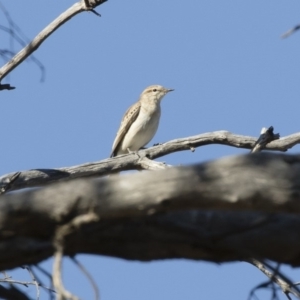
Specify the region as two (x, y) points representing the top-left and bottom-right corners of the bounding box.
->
(127, 148), (143, 159)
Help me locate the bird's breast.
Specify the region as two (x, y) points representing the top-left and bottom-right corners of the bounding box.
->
(132, 107), (160, 138)
(120, 105), (161, 152)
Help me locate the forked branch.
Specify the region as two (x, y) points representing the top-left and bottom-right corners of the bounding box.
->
(0, 0), (107, 89)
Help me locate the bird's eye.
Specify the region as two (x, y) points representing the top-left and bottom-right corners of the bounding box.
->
(152, 89), (157, 92)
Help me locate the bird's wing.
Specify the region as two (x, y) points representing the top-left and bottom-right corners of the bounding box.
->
(110, 101), (141, 157)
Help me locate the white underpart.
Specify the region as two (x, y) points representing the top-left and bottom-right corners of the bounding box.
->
(118, 104), (161, 154)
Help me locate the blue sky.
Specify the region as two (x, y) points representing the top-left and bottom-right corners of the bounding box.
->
(1, 0), (300, 299)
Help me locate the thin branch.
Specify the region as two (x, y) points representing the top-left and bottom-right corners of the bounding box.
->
(53, 251), (77, 300)
(71, 256), (100, 300)
(52, 213), (99, 300)
(53, 244), (77, 300)
(0, 278), (55, 293)
(0, 2), (45, 87)
(22, 266), (40, 300)
(262, 261), (300, 299)
(0, 0), (107, 87)
(281, 24), (300, 39)
(0, 130), (300, 193)
(0, 268), (56, 295)
(34, 265), (56, 300)
(246, 259), (300, 299)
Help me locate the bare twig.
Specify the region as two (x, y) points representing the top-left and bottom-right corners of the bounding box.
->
(53, 244), (77, 300)
(71, 256), (100, 300)
(0, 0), (107, 88)
(0, 278), (55, 292)
(246, 258), (300, 299)
(0, 2), (45, 87)
(0, 267), (56, 296)
(281, 24), (300, 39)
(0, 130), (300, 193)
(34, 265), (56, 300)
(52, 212), (99, 300)
(22, 266), (40, 300)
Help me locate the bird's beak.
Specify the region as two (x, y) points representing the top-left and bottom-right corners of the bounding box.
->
(166, 88), (174, 93)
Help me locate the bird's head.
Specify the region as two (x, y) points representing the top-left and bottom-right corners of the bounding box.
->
(141, 85), (174, 103)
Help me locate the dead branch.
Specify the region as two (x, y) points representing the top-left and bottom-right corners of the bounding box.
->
(0, 267), (56, 298)
(0, 130), (299, 193)
(0, 0), (107, 88)
(71, 257), (100, 300)
(0, 2), (45, 86)
(281, 24), (300, 38)
(52, 213), (99, 300)
(1, 153), (300, 270)
(246, 259), (300, 299)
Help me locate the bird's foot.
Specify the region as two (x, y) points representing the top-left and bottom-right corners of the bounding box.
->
(126, 148), (145, 159)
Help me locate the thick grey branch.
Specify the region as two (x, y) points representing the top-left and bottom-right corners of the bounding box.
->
(2, 153), (300, 270)
(0, 0), (107, 82)
(1, 130), (300, 192)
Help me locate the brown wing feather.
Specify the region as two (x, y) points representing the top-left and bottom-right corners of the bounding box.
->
(110, 101), (141, 157)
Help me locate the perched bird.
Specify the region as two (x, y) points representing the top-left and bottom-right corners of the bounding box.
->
(111, 85), (174, 157)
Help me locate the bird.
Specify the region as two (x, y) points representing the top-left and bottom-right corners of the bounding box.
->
(110, 85), (174, 158)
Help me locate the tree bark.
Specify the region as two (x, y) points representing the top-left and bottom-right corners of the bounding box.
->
(1, 130), (300, 193)
(1, 153), (300, 270)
